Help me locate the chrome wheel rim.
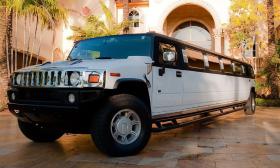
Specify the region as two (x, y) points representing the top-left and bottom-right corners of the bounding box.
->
(110, 109), (141, 145)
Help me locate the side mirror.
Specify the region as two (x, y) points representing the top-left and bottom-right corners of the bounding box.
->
(163, 51), (176, 63)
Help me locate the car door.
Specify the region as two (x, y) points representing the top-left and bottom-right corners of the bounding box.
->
(151, 38), (183, 115)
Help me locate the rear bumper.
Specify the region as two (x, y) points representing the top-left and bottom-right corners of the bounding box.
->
(7, 88), (108, 132)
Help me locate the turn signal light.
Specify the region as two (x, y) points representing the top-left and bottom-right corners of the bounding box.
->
(88, 74), (100, 83)
(110, 73), (121, 77)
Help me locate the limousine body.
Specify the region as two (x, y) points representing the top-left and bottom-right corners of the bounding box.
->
(7, 33), (255, 156)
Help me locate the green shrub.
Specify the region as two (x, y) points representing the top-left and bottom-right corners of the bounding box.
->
(256, 98), (280, 107)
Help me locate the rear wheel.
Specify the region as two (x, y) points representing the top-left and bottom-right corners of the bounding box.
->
(18, 120), (64, 142)
(91, 94), (151, 156)
(244, 92), (256, 115)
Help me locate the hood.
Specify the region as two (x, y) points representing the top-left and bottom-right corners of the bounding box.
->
(17, 56), (153, 72)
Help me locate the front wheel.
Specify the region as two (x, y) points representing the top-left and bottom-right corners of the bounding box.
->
(18, 120), (64, 142)
(91, 94), (151, 156)
(244, 92), (256, 115)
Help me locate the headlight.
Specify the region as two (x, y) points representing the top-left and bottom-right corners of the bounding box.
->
(69, 72), (80, 86)
(15, 74), (22, 85)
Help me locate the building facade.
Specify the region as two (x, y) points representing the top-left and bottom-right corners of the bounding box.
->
(12, 0), (280, 65)
(12, 0), (233, 64)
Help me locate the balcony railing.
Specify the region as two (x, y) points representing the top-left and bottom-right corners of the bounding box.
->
(115, 0), (148, 3)
(115, 0), (149, 7)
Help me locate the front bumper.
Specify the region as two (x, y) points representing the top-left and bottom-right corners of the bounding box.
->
(7, 88), (107, 132)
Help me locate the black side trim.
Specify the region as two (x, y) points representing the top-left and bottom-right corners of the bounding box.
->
(152, 101), (247, 122)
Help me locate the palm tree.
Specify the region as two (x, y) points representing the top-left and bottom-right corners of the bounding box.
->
(68, 0), (129, 41)
(47, 1), (68, 63)
(14, 0), (68, 65)
(24, 0), (57, 65)
(3, 0), (14, 74)
(12, 0), (24, 71)
(0, 2), (12, 107)
(29, 0), (68, 63)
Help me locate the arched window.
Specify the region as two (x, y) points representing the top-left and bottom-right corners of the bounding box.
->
(128, 10), (140, 28)
(172, 21), (212, 50)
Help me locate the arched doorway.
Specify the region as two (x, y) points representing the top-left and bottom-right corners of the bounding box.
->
(172, 21), (212, 50)
(163, 4), (216, 50)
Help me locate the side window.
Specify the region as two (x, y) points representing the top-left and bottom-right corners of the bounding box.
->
(158, 42), (177, 66)
(223, 59), (233, 74)
(233, 62), (243, 75)
(208, 54), (221, 72)
(183, 48), (204, 69)
(247, 66), (255, 78)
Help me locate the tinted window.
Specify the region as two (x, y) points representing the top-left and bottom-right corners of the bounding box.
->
(208, 54), (221, 72)
(233, 62), (243, 75)
(68, 35), (152, 60)
(183, 48), (204, 69)
(247, 66), (255, 78)
(223, 59), (233, 74)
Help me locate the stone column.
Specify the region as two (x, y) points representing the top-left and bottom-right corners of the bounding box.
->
(213, 28), (222, 54)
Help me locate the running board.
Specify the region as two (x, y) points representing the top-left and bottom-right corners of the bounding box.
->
(152, 103), (245, 132)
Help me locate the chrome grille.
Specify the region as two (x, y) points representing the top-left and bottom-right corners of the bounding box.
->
(13, 70), (70, 88)
(12, 69), (105, 88)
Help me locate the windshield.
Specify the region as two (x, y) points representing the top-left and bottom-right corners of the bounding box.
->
(68, 35), (152, 60)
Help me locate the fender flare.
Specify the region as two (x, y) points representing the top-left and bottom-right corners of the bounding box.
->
(113, 78), (148, 89)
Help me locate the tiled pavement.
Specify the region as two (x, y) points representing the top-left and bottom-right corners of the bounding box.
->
(0, 107), (280, 168)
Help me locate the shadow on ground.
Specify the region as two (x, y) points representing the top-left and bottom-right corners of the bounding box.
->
(1, 107), (280, 168)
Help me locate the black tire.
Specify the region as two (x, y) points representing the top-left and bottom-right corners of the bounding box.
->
(18, 120), (64, 142)
(244, 91), (256, 115)
(91, 94), (151, 156)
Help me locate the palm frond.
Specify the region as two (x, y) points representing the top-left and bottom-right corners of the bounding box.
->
(99, 0), (114, 29)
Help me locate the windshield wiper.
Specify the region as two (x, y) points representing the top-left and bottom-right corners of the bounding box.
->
(70, 58), (82, 61)
(70, 58), (83, 65)
(96, 57), (112, 59)
(40, 61), (51, 66)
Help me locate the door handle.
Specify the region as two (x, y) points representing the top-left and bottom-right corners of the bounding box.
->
(176, 71), (182, 77)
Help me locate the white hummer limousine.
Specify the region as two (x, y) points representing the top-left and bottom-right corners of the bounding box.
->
(7, 33), (256, 156)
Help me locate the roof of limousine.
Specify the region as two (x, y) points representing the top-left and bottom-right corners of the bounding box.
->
(76, 32), (252, 67)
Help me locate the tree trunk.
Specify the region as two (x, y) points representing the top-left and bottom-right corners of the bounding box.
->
(14, 12), (18, 70)
(7, 11), (13, 74)
(36, 33), (42, 64)
(266, 0), (279, 98)
(29, 15), (39, 66)
(123, 0), (129, 33)
(267, 0), (276, 57)
(22, 16), (26, 68)
(0, 8), (11, 108)
(51, 30), (56, 62)
(25, 18), (31, 67)
(10, 11), (13, 73)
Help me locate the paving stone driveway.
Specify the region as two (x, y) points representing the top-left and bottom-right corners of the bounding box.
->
(0, 107), (280, 168)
